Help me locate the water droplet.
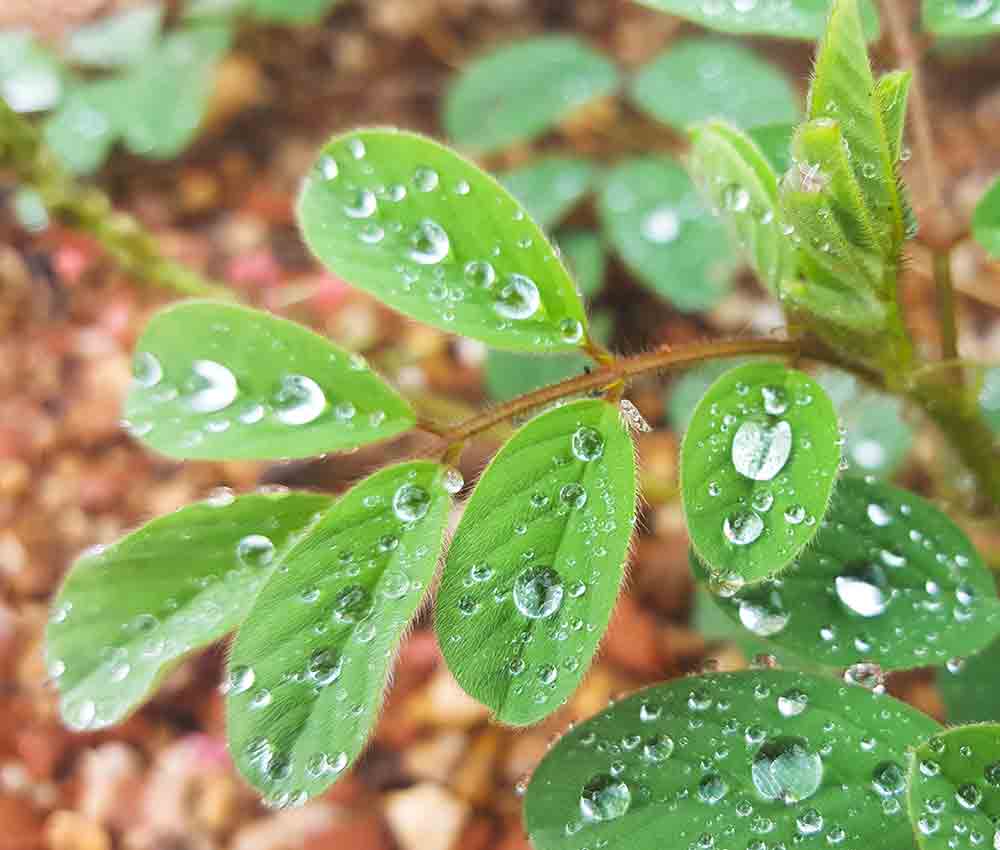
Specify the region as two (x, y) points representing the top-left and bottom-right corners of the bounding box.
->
(272, 375), (326, 425)
(464, 260), (495, 288)
(185, 360), (238, 413)
(318, 154), (338, 180)
(579, 774), (631, 822)
(732, 420), (792, 481)
(513, 566), (564, 620)
(237, 534), (275, 568)
(761, 385), (789, 415)
(559, 483), (587, 509)
(413, 167), (439, 192)
(956, 783), (983, 810)
(698, 772), (729, 804)
(641, 204), (680, 243)
(872, 761), (906, 797)
(133, 351), (162, 388)
(559, 317), (583, 344)
(738, 591), (789, 636)
(226, 665), (256, 695)
(307, 649), (342, 685)
(393, 483), (431, 521)
(408, 219), (450, 265)
(796, 808), (823, 835)
(835, 563), (893, 618)
(751, 736), (823, 804)
(343, 188), (376, 218)
(332, 585), (371, 624)
(724, 511), (764, 546)
(642, 734), (674, 762)
(493, 274), (540, 320)
(843, 662), (885, 693)
(751, 491), (774, 512)
(777, 689), (808, 717)
(442, 467), (464, 495)
(571, 426), (604, 462)
(866, 503), (893, 527)
(783, 504), (806, 525)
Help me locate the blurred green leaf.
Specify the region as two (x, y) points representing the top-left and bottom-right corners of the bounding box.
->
(939, 636), (1000, 723)
(250, 0), (345, 22)
(631, 38), (799, 131)
(65, 4), (163, 68)
(748, 123), (795, 174)
(979, 367), (1000, 433)
(298, 129), (591, 352)
(922, 0), (1000, 37)
(125, 301), (416, 460)
(500, 157), (598, 231)
(443, 36), (619, 155)
(484, 350), (592, 403)
(599, 157), (735, 311)
(681, 361), (840, 583)
(227, 462), (450, 805)
(633, 0), (880, 40)
(665, 359), (744, 432)
(558, 230), (606, 298)
(695, 477), (1000, 670)
(437, 399), (637, 725)
(44, 77), (128, 174)
(46, 490), (330, 730)
(972, 175), (1000, 258)
(0, 31), (64, 113)
(525, 670), (938, 850)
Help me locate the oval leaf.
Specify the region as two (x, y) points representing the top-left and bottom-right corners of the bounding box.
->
(500, 157), (598, 231)
(125, 300), (415, 460)
(437, 399), (637, 725)
(442, 35), (619, 155)
(906, 724), (1000, 850)
(226, 462), (451, 805)
(297, 129), (591, 352)
(972, 175), (1000, 259)
(634, 0), (880, 40)
(65, 4), (163, 68)
(559, 230), (606, 298)
(525, 670), (939, 850)
(939, 638), (1000, 724)
(680, 361), (840, 583)
(46, 490), (330, 731)
(695, 477), (1000, 669)
(599, 157), (735, 312)
(922, 0), (1000, 37)
(631, 38), (799, 132)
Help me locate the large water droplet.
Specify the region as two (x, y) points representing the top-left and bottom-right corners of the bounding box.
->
(579, 774), (631, 822)
(698, 772), (729, 804)
(560, 483), (587, 509)
(872, 761), (905, 797)
(724, 511), (764, 546)
(642, 734), (674, 762)
(732, 420), (792, 481)
(393, 483), (431, 521)
(344, 188), (376, 218)
(307, 649), (343, 686)
(571, 426), (605, 461)
(186, 360), (238, 413)
(761, 385), (789, 415)
(272, 375), (326, 425)
(408, 220), (450, 265)
(738, 590), (789, 636)
(237, 534), (276, 568)
(332, 585), (372, 624)
(751, 736), (823, 804)
(835, 563), (893, 618)
(493, 274), (540, 320)
(513, 566), (564, 620)
(866, 503), (893, 527)
(226, 665), (256, 695)
(133, 351), (162, 388)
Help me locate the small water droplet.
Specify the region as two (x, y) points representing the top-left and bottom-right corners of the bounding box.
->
(751, 736), (823, 804)
(237, 534), (275, 568)
(738, 591), (789, 636)
(393, 483), (431, 521)
(579, 774), (631, 822)
(571, 426), (605, 462)
(332, 585), (372, 624)
(513, 566), (564, 620)
(835, 563), (893, 617)
(872, 761), (906, 797)
(761, 385), (789, 415)
(493, 274), (540, 320)
(186, 360), (238, 413)
(133, 351), (162, 388)
(272, 375), (326, 425)
(559, 483), (587, 509)
(408, 219), (450, 265)
(724, 511), (764, 546)
(226, 665), (256, 695)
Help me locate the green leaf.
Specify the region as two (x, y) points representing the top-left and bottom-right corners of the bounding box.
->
(876, 70), (912, 165)
(599, 157), (735, 312)
(250, 0), (344, 22)
(120, 25), (229, 159)
(633, 0), (881, 41)
(297, 129), (590, 352)
(437, 399), (637, 725)
(665, 359), (744, 433)
(500, 157), (598, 231)
(44, 78), (128, 174)
(922, 0), (1000, 37)
(484, 350), (592, 403)
(558, 230), (606, 298)
(46, 490), (330, 731)
(65, 4), (164, 68)
(0, 31), (64, 113)
(524, 670), (939, 850)
(688, 120), (789, 293)
(226, 462), (451, 805)
(695, 477), (1000, 670)
(748, 123), (795, 175)
(808, 0), (903, 256)
(442, 35), (619, 155)
(972, 176), (1000, 258)
(906, 725), (1000, 849)
(124, 300), (416, 461)
(680, 361), (840, 583)
(939, 637), (1000, 724)
(979, 366), (1000, 433)
(631, 38), (799, 132)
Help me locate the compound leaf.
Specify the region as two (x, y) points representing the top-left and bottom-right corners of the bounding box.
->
(65, 4), (164, 68)
(695, 477), (1000, 669)
(437, 399), (637, 725)
(972, 176), (1000, 258)
(297, 129), (591, 352)
(680, 361), (840, 583)
(226, 462), (451, 804)
(46, 490), (330, 731)
(688, 120), (789, 293)
(599, 157), (736, 312)
(922, 0), (1000, 36)
(500, 157), (598, 231)
(906, 725), (1000, 850)
(631, 38), (799, 132)
(124, 300), (415, 461)
(442, 35), (619, 155)
(632, 0), (880, 41)
(525, 670), (939, 850)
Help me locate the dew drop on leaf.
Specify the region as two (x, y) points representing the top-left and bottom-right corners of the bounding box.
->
(698, 772), (729, 804)
(834, 563), (893, 618)
(272, 375), (326, 425)
(408, 219), (450, 265)
(185, 360), (238, 413)
(871, 761), (906, 797)
(331, 585), (372, 624)
(579, 773), (631, 822)
(750, 736), (823, 804)
(133, 351), (162, 388)
(513, 566), (564, 620)
(761, 385), (789, 415)
(724, 510), (764, 546)
(393, 483), (431, 522)
(731, 419), (792, 481)
(738, 591), (789, 636)
(236, 534), (275, 569)
(493, 273), (541, 320)
(226, 665), (256, 695)
(571, 426), (605, 462)
(559, 483), (587, 509)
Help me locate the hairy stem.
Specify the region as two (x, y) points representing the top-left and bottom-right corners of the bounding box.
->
(0, 101), (230, 299)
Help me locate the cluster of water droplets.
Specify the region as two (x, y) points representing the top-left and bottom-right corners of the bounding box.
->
(310, 142), (583, 348)
(126, 344), (392, 446)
